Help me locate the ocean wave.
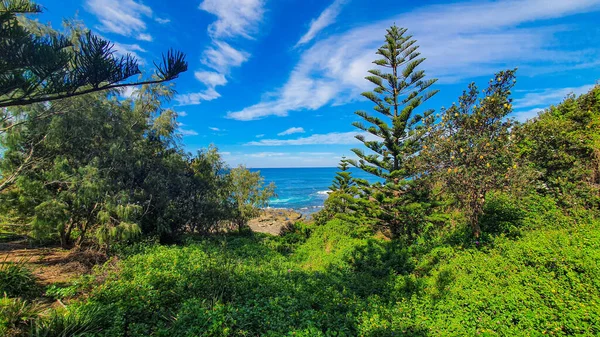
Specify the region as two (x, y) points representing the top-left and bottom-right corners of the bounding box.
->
(316, 190), (331, 195)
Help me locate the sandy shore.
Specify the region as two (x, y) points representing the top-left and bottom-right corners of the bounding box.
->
(247, 209), (304, 235)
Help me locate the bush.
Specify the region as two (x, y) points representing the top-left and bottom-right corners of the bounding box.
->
(479, 192), (526, 238)
(26, 216), (600, 336)
(0, 295), (41, 336)
(0, 259), (39, 298)
(30, 307), (104, 337)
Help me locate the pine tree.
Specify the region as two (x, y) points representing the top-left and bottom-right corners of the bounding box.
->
(0, 0), (188, 109)
(350, 25), (438, 239)
(329, 156), (355, 194)
(315, 157), (357, 224)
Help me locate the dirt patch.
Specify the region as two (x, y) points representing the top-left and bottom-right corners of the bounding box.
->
(247, 209), (304, 235)
(0, 241), (105, 285)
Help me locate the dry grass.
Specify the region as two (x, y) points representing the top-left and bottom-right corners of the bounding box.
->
(0, 241), (105, 285)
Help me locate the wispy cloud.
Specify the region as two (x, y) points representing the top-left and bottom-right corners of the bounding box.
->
(199, 0), (265, 39)
(513, 108), (545, 122)
(201, 41), (250, 73)
(137, 33), (153, 42)
(177, 0), (265, 106)
(86, 0), (153, 41)
(277, 127), (305, 136)
(110, 41), (146, 62)
(178, 128), (199, 136)
(255, 134), (265, 138)
(195, 71), (228, 87)
(120, 86), (139, 98)
(513, 84), (596, 109)
(512, 83), (596, 121)
(155, 17), (170, 24)
(246, 131), (374, 146)
(209, 127), (221, 131)
(176, 89), (221, 105)
(222, 151), (346, 168)
(229, 0), (600, 121)
(295, 0), (348, 47)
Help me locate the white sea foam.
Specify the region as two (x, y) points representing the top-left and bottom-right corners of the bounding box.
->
(316, 190), (331, 195)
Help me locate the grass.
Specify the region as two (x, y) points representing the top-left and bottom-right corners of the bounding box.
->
(0, 258), (40, 298)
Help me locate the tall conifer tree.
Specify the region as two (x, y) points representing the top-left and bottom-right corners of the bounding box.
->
(350, 25), (438, 239)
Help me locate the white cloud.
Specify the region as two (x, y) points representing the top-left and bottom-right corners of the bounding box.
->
(513, 108), (545, 122)
(177, 111), (188, 117)
(155, 17), (170, 24)
(222, 151), (347, 168)
(513, 84), (596, 109)
(195, 71), (228, 87)
(181, 0), (266, 106)
(209, 127), (221, 131)
(295, 0), (348, 47)
(277, 127), (305, 136)
(247, 152), (288, 158)
(110, 41), (146, 60)
(178, 128), (199, 136)
(137, 33), (153, 41)
(175, 88), (221, 105)
(246, 131), (374, 146)
(86, 0), (153, 40)
(229, 0), (600, 121)
(199, 0), (265, 39)
(255, 134), (265, 138)
(201, 41), (250, 73)
(120, 86), (138, 98)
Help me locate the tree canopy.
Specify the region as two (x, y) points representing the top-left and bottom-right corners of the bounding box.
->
(0, 0), (187, 109)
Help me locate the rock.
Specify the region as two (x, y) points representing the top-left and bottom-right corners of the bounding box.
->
(247, 209), (302, 235)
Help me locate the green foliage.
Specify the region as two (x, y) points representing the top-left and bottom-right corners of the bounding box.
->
(0, 295), (41, 336)
(479, 192), (526, 238)
(0, 0), (187, 109)
(0, 259), (39, 298)
(229, 165), (276, 229)
(29, 213), (600, 336)
(514, 84), (600, 210)
(0, 84), (244, 246)
(421, 69), (520, 237)
(30, 307), (103, 337)
(315, 157), (358, 224)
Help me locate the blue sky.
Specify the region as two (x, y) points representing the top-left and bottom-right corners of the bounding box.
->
(37, 0), (600, 167)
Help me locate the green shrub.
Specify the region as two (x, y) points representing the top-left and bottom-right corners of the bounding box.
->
(480, 192), (526, 238)
(0, 259), (39, 298)
(37, 217), (600, 336)
(0, 295), (41, 336)
(30, 307), (104, 337)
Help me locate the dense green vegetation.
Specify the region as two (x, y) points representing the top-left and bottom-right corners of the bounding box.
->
(1, 1), (599, 336)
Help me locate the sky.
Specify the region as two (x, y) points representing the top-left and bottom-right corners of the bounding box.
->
(37, 0), (600, 168)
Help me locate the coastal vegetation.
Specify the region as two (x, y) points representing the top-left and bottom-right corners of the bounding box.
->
(1, 1), (599, 336)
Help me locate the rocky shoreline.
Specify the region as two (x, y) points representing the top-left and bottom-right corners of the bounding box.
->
(247, 209), (304, 235)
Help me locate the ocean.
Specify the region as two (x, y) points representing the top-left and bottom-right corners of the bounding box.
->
(251, 167), (378, 213)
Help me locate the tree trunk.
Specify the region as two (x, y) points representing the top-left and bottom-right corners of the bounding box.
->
(60, 222), (73, 248)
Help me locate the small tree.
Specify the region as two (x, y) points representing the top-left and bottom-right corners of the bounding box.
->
(350, 25), (438, 239)
(0, 0), (187, 110)
(228, 166), (276, 230)
(316, 157), (357, 224)
(421, 69), (519, 237)
(330, 157), (355, 194)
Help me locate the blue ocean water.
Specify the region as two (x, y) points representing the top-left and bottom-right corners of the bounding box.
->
(250, 167), (378, 213)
